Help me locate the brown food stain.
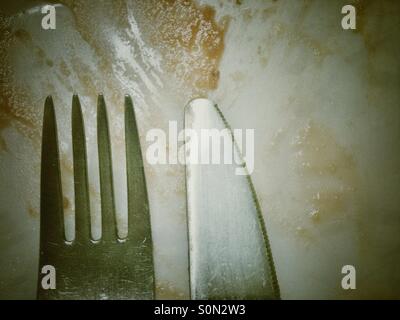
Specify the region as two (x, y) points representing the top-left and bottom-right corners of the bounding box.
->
(0, 84), (40, 146)
(294, 122), (357, 181)
(293, 121), (358, 224)
(28, 205), (39, 218)
(260, 119), (363, 252)
(51, 0), (228, 103)
(265, 119), (361, 251)
(136, 0), (229, 94)
(0, 24), (42, 146)
(1, 0), (229, 157)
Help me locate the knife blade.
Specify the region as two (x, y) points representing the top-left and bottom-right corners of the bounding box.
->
(184, 98), (280, 299)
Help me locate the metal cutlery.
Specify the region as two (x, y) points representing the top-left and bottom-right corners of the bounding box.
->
(37, 94), (154, 300)
(184, 98), (280, 300)
(38, 94), (279, 300)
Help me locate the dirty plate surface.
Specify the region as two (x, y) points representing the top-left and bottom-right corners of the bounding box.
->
(0, 0), (399, 299)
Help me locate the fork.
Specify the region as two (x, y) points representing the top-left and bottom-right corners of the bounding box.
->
(37, 94), (154, 300)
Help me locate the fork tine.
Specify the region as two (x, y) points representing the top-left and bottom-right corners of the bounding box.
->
(40, 96), (64, 245)
(72, 95), (91, 243)
(125, 95), (154, 298)
(97, 94), (117, 242)
(124, 95), (152, 243)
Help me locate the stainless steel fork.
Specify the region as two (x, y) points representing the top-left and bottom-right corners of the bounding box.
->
(37, 94), (154, 300)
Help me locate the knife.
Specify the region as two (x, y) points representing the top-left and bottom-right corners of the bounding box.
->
(184, 98), (280, 299)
